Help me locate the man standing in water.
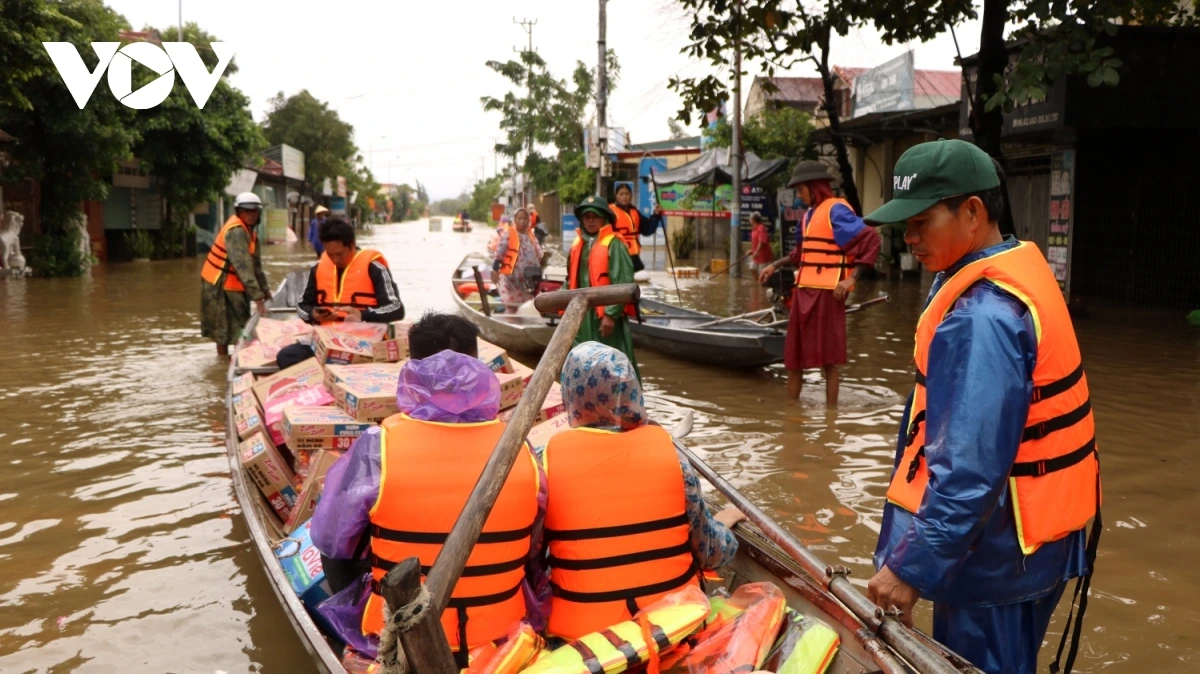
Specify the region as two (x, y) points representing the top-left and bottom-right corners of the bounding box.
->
(757, 162), (880, 404)
(200, 192), (270, 357)
(566, 196), (640, 379)
(864, 140), (1099, 674)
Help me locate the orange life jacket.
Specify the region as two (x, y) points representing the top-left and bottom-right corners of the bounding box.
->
(567, 225), (638, 320)
(362, 415), (540, 654)
(498, 226), (521, 275)
(796, 198), (853, 290)
(610, 203), (642, 256)
(886, 241), (1100, 555)
(201, 215), (257, 291)
(543, 425), (699, 639)
(314, 249), (387, 324)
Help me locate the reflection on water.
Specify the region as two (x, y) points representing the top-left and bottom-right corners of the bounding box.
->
(1, 221), (1196, 672)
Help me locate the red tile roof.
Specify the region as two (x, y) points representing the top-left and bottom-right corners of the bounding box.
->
(767, 77), (827, 104)
(762, 67), (961, 108)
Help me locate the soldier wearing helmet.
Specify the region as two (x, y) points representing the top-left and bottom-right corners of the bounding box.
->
(200, 192), (272, 357)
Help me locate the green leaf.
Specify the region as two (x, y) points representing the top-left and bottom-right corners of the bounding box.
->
(1087, 69), (1104, 87)
(1102, 67), (1119, 86)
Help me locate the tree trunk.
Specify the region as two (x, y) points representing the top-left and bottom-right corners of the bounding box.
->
(973, 0), (1015, 236)
(815, 47), (863, 215)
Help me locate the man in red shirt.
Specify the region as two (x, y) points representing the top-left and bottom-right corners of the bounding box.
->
(749, 212), (774, 274)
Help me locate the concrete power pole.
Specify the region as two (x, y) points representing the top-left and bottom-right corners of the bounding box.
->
(595, 0), (608, 196)
(514, 17), (537, 208)
(729, 6), (743, 276)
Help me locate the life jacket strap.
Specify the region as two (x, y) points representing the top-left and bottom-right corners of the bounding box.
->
(1022, 399), (1092, 442)
(570, 638), (607, 674)
(545, 513), (687, 541)
(546, 541), (692, 571)
(368, 578), (523, 607)
(550, 561), (698, 604)
(905, 410), (926, 447)
(1049, 458), (1102, 674)
(372, 552), (528, 577)
(905, 446), (925, 483)
(914, 368), (926, 386)
(372, 522), (533, 544)
(1032, 363), (1085, 403)
(1010, 438), (1096, 478)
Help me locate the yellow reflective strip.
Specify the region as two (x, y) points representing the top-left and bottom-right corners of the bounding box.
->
(987, 278), (1043, 344)
(579, 632), (624, 672)
(1008, 475), (1039, 555)
(397, 412), (500, 429)
(335, 249), (364, 303)
(574, 427), (619, 436)
(370, 426), (388, 518)
(528, 447), (541, 497)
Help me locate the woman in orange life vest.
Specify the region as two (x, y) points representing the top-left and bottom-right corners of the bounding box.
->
(275, 217), (406, 369)
(538, 342), (746, 639)
(490, 207), (543, 307)
(199, 192), (272, 357)
(609, 182), (663, 274)
(309, 312), (549, 663)
(863, 140), (1097, 674)
(757, 162), (880, 405)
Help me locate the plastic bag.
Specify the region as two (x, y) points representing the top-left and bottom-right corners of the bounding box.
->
(664, 582), (787, 674)
(396, 351), (500, 423)
(316, 572), (379, 659)
(256, 317), (313, 348)
(463, 621), (544, 674)
(328, 321), (390, 342)
(762, 610), (840, 674)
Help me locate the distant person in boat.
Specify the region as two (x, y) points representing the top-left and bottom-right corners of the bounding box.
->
(530, 205), (547, 245)
(491, 207), (543, 308)
(863, 140), (1098, 674)
(757, 161), (880, 405)
(308, 205), (330, 258)
(200, 192), (271, 358)
(567, 196), (642, 380)
(609, 182), (663, 273)
(749, 212), (774, 275)
(539, 342), (745, 639)
(310, 312), (546, 663)
(275, 217), (405, 369)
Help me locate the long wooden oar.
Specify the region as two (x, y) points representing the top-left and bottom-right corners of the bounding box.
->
(649, 168), (685, 305)
(674, 433), (972, 674)
(382, 283), (641, 674)
(708, 249), (754, 280)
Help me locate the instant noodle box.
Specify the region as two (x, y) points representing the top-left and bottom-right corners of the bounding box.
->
(285, 449), (344, 531)
(253, 358), (325, 408)
(526, 413), (571, 453)
(314, 328), (376, 365)
(324, 363), (402, 405)
(387, 320), (414, 340)
(239, 430), (298, 523)
(234, 405), (268, 442)
(336, 378), (400, 422)
(237, 342), (277, 369)
(262, 384), (335, 447)
(371, 338), (408, 363)
(274, 519), (335, 634)
(500, 382), (564, 425)
(283, 405), (373, 450)
(496, 369), (527, 410)
(231, 372), (255, 396)
(477, 338), (514, 374)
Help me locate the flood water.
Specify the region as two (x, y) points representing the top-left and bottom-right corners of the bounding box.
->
(1, 219), (1196, 673)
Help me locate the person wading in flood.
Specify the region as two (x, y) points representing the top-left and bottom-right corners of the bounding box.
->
(490, 207), (543, 308)
(609, 183), (663, 276)
(276, 217), (405, 368)
(864, 140), (1100, 674)
(757, 162), (880, 404)
(566, 196), (641, 380)
(200, 192), (271, 357)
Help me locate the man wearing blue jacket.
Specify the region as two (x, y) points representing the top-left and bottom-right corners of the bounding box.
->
(864, 140), (1100, 674)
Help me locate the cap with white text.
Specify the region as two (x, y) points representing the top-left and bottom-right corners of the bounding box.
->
(864, 139), (1000, 224)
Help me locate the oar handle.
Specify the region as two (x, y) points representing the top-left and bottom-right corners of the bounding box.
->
(534, 283), (640, 312)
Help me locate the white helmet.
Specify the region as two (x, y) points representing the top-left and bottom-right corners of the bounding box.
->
(234, 192), (263, 210)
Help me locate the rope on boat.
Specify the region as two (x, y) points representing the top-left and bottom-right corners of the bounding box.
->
(376, 586), (430, 674)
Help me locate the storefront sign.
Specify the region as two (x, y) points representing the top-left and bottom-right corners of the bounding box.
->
(777, 188), (806, 257)
(852, 52), (915, 118)
(739, 185), (772, 242)
(1047, 150), (1076, 297)
(656, 182), (733, 217)
(959, 61), (1066, 138)
(264, 208), (289, 243)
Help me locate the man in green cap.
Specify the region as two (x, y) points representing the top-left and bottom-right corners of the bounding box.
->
(566, 195), (640, 379)
(864, 140), (1099, 674)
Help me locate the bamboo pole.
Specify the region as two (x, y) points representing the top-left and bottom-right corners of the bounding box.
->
(472, 266), (492, 317)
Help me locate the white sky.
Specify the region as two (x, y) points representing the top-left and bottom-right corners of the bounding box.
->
(107, 0), (981, 199)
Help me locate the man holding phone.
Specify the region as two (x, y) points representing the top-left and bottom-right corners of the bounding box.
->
(276, 217), (405, 369)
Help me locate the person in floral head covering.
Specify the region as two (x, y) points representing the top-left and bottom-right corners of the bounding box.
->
(538, 342), (746, 638)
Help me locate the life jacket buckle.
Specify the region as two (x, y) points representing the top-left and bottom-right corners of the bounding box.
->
(1035, 460), (1047, 476)
(1031, 422), (1048, 440)
(1031, 387), (1043, 403)
(905, 421), (920, 446)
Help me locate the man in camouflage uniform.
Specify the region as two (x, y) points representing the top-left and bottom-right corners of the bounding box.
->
(200, 192), (271, 357)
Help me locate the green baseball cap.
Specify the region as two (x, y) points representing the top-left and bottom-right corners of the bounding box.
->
(574, 195), (616, 224)
(864, 139), (1000, 224)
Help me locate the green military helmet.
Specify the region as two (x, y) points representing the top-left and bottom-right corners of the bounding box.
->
(574, 195), (616, 225)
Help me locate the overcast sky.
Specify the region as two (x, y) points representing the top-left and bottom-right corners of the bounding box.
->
(107, 0), (981, 199)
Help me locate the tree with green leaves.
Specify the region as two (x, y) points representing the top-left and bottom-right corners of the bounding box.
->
(0, 0), (137, 276)
(703, 106), (815, 192)
(467, 175), (504, 222)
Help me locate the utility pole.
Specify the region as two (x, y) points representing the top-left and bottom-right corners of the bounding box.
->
(514, 17), (537, 207)
(729, 2), (743, 276)
(178, 0), (183, 40)
(595, 0), (608, 196)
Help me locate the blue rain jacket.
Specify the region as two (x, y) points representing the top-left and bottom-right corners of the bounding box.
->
(874, 237), (1088, 606)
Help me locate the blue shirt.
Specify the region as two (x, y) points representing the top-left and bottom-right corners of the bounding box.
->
(874, 236), (1088, 606)
(309, 218), (325, 256)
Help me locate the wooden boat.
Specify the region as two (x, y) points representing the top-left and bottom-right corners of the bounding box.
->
(633, 298), (786, 368)
(451, 253), (556, 355)
(226, 281), (975, 674)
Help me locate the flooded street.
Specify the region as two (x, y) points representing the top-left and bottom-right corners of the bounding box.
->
(1, 219), (1197, 673)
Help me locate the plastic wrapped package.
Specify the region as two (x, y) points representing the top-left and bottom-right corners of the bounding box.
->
(256, 317), (314, 348)
(762, 610), (840, 674)
(327, 321), (390, 342)
(664, 582), (787, 674)
(316, 572), (379, 659)
(341, 648), (378, 674)
(464, 621), (544, 674)
(396, 351), (501, 423)
(521, 585), (709, 674)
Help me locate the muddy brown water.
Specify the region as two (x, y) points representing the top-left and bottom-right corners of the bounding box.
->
(0, 220), (1196, 673)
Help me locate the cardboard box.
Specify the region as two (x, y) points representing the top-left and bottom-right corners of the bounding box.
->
(499, 383), (564, 425)
(496, 369), (527, 410)
(510, 359), (535, 386)
(527, 413), (572, 453)
(232, 389), (260, 414)
(327, 322), (389, 342)
(371, 338), (408, 363)
(387, 320), (415, 340)
(231, 372), (256, 396)
(234, 406), (267, 441)
(274, 519), (335, 634)
(337, 377), (400, 422)
(255, 317), (313, 348)
(253, 358), (325, 409)
(477, 338), (514, 374)
(284, 449), (344, 531)
(262, 384), (335, 447)
(237, 342), (277, 369)
(283, 405), (374, 449)
(240, 431), (298, 522)
(324, 363), (403, 405)
(314, 328), (376, 365)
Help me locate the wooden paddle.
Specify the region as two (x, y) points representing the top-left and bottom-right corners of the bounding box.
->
(383, 283), (642, 674)
(472, 266), (492, 317)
